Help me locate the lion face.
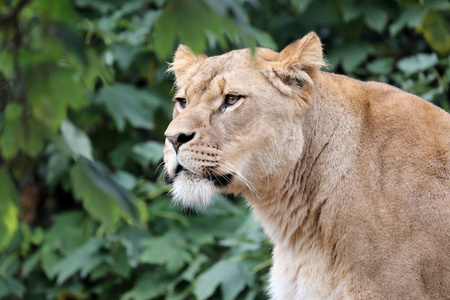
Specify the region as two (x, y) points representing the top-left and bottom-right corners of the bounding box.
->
(164, 33), (324, 209)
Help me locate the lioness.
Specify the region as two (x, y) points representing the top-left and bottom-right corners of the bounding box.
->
(163, 32), (450, 299)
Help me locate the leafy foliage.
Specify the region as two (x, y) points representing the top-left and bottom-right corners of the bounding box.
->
(0, 0), (449, 299)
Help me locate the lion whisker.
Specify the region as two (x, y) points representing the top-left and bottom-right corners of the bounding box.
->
(218, 159), (261, 201)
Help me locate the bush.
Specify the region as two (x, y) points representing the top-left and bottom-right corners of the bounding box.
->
(0, 0), (449, 299)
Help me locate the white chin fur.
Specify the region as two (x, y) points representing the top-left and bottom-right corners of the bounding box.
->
(170, 172), (216, 210)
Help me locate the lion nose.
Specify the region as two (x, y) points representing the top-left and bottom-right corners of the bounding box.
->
(165, 132), (196, 153)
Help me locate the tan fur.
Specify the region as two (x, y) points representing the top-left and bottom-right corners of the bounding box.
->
(163, 32), (450, 299)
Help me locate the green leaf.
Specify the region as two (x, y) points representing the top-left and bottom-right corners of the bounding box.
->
(328, 42), (374, 73)
(26, 64), (86, 132)
(252, 28), (277, 50)
(366, 58), (394, 75)
(23, 118), (46, 157)
(71, 161), (121, 227)
(0, 105), (46, 158)
(95, 84), (159, 131)
(0, 169), (19, 250)
(121, 272), (169, 300)
(46, 144), (71, 185)
(61, 120), (93, 159)
(154, 0), (223, 58)
(110, 246), (131, 278)
(21, 251), (42, 278)
(53, 238), (105, 284)
(132, 141), (165, 166)
(390, 6), (427, 36)
(112, 44), (139, 71)
(32, 0), (77, 26)
(364, 8), (388, 33)
(291, 0), (313, 13)
(0, 104), (23, 159)
(50, 22), (88, 65)
(341, 3), (362, 22)
(0, 51), (13, 77)
(0, 277), (25, 298)
(44, 211), (89, 255)
(153, 5), (177, 59)
(397, 53), (439, 74)
(140, 231), (191, 274)
(81, 159), (139, 220)
(180, 254), (209, 282)
(41, 250), (62, 279)
(113, 171), (137, 191)
(194, 259), (253, 300)
(419, 11), (450, 55)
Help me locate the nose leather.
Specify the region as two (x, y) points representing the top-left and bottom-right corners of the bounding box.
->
(165, 132), (195, 152)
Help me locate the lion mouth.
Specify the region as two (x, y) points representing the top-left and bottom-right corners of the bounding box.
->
(174, 164), (233, 187)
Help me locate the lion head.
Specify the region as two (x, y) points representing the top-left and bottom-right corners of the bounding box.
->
(163, 32), (325, 209)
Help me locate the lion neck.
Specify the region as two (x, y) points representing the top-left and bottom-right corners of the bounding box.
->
(244, 72), (360, 251)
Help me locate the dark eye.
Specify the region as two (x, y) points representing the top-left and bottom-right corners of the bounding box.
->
(175, 97), (187, 109)
(225, 94), (241, 106)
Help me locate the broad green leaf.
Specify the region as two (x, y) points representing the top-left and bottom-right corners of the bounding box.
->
(81, 159), (139, 220)
(252, 28), (277, 50)
(109, 140), (135, 169)
(364, 8), (388, 33)
(50, 22), (88, 65)
(419, 11), (450, 55)
(328, 43), (374, 73)
(26, 64), (86, 132)
(53, 238), (105, 284)
(154, 0), (224, 58)
(0, 51), (13, 76)
(0, 279), (8, 299)
(32, 0), (77, 26)
(113, 171), (137, 191)
(0, 277), (25, 298)
(0, 104), (23, 158)
(397, 53), (439, 74)
(291, 0), (313, 13)
(341, 3), (362, 22)
(71, 161), (121, 227)
(44, 211), (88, 255)
(61, 120), (93, 159)
(194, 259), (253, 300)
(79, 253), (106, 278)
(121, 272), (168, 300)
(110, 246), (131, 278)
(153, 5), (177, 59)
(0, 107), (46, 158)
(45, 144), (71, 185)
(0, 169), (19, 250)
(180, 254), (209, 282)
(390, 6), (427, 36)
(112, 44), (139, 71)
(176, 1), (220, 53)
(23, 118), (46, 157)
(41, 249), (62, 279)
(131, 141), (165, 166)
(21, 251), (42, 278)
(95, 84), (159, 131)
(366, 58), (394, 75)
(140, 232), (191, 274)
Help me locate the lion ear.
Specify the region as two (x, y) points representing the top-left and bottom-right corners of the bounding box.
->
(263, 32), (325, 96)
(168, 44), (207, 87)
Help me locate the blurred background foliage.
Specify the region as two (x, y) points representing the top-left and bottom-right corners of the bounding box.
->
(0, 0), (449, 299)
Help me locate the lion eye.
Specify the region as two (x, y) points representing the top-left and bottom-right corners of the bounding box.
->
(175, 97), (187, 109)
(224, 94), (241, 106)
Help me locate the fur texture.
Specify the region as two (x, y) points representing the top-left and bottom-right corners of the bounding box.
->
(163, 32), (450, 299)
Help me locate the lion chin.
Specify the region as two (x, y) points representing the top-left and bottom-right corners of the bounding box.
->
(170, 170), (217, 210)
